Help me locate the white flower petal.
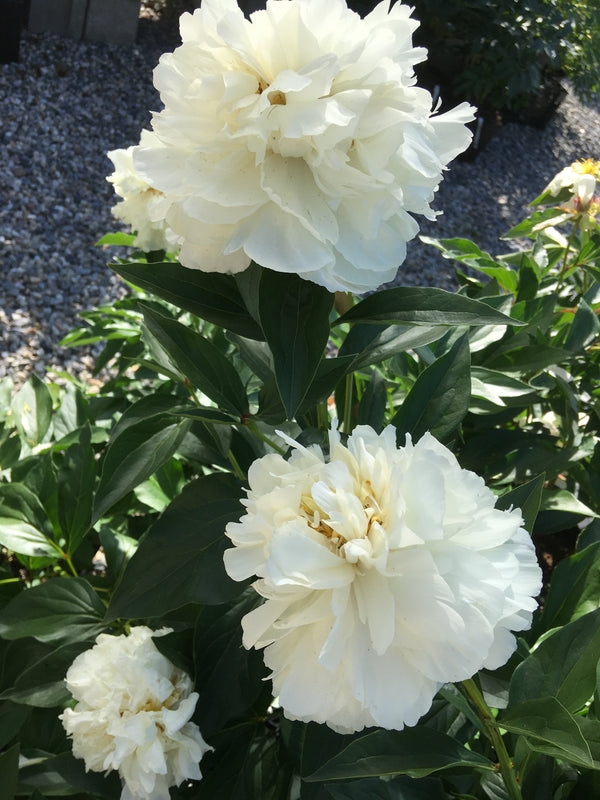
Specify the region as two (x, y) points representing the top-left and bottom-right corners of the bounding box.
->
(114, 0), (474, 289)
(224, 423), (542, 732)
(61, 627), (212, 800)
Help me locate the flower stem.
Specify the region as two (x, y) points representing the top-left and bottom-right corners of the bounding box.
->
(227, 449), (246, 482)
(342, 373), (354, 434)
(245, 421), (286, 456)
(462, 678), (522, 800)
(64, 553), (79, 578)
(556, 217), (581, 294)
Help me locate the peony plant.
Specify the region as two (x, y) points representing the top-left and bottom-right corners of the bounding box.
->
(2, 2), (600, 800)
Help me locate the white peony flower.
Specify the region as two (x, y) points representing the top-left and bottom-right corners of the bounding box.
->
(545, 159), (600, 215)
(107, 131), (179, 253)
(130, 0), (475, 292)
(224, 424), (542, 733)
(59, 626), (211, 800)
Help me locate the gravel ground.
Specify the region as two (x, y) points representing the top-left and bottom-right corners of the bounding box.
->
(1, 13), (600, 388)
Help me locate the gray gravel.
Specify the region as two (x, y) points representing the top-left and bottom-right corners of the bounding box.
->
(1, 15), (600, 388)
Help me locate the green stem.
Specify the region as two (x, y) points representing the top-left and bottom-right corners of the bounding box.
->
(227, 449), (246, 482)
(342, 373), (354, 435)
(245, 421), (286, 456)
(462, 678), (522, 800)
(317, 400), (328, 430)
(556, 218), (581, 294)
(64, 553), (78, 578)
(0, 577), (22, 585)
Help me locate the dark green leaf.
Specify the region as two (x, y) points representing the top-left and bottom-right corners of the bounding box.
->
(259, 271), (333, 419)
(510, 608), (600, 711)
(1, 641), (89, 708)
(106, 473), (244, 620)
(338, 324), (449, 371)
(141, 304), (249, 415)
(0, 742), (19, 800)
(0, 484), (56, 558)
(0, 578), (106, 644)
(335, 287), (521, 327)
(111, 260), (264, 340)
(52, 384), (89, 441)
(58, 424), (96, 555)
(228, 333), (274, 382)
(392, 335), (470, 442)
(0, 433), (21, 471)
(11, 374), (53, 446)
(0, 701), (29, 749)
(196, 723), (285, 800)
(326, 775), (450, 800)
(500, 697), (595, 769)
(99, 527), (138, 585)
(564, 298), (600, 352)
(484, 345), (570, 376)
(305, 728), (493, 781)
(19, 751), (121, 799)
(496, 474), (545, 535)
(357, 371), (387, 432)
(534, 542), (600, 636)
(300, 356), (356, 411)
(92, 413), (191, 524)
(194, 590), (268, 737)
(174, 407), (239, 425)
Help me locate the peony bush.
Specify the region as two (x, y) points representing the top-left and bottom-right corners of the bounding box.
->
(2, 2), (600, 799)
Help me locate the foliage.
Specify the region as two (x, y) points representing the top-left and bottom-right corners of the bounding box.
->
(411, 0), (600, 110)
(2, 178), (600, 798)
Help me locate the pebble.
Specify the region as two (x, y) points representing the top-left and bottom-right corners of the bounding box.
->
(1, 10), (599, 389)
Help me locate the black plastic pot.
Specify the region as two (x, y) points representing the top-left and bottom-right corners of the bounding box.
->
(0, 0), (25, 64)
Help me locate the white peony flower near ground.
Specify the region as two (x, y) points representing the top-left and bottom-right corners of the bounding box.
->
(224, 424), (542, 733)
(59, 626), (211, 800)
(107, 131), (179, 253)
(129, 0), (475, 292)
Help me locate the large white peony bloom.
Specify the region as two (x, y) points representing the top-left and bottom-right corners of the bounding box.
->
(107, 131), (178, 253)
(60, 626), (211, 800)
(224, 425), (542, 733)
(128, 0), (475, 292)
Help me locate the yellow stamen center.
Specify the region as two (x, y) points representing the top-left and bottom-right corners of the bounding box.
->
(572, 158), (600, 178)
(268, 90), (287, 106)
